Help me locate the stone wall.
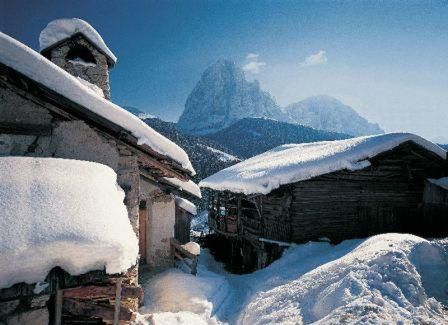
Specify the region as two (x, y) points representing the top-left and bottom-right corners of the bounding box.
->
(0, 85), (139, 233)
(145, 191), (176, 268)
(46, 34), (111, 99)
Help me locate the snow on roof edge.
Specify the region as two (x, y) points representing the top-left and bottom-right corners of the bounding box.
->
(175, 196), (197, 215)
(163, 177), (202, 199)
(0, 31), (195, 175)
(39, 18), (117, 64)
(200, 133), (446, 195)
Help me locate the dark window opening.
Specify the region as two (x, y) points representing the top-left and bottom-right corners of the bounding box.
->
(66, 45), (96, 64)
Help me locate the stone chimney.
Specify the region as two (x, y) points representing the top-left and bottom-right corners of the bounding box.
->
(40, 19), (116, 100)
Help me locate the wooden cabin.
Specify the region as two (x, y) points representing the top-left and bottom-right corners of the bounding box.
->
(0, 19), (199, 323)
(200, 134), (448, 271)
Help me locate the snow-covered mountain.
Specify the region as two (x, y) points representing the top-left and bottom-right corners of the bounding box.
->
(285, 95), (384, 136)
(206, 117), (349, 158)
(178, 61), (383, 137)
(177, 60), (288, 135)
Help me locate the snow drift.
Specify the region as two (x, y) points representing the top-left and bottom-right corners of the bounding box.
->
(241, 234), (448, 324)
(137, 234), (448, 324)
(200, 133), (446, 195)
(0, 157), (138, 289)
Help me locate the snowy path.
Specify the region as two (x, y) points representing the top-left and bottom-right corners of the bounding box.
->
(136, 234), (448, 325)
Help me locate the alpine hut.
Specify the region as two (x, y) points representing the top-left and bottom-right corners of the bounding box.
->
(0, 19), (200, 322)
(200, 133), (448, 271)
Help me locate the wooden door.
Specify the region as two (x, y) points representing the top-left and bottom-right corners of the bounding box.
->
(139, 206), (147, 263)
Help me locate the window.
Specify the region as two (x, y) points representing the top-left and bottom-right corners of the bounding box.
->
(66, 45), (96, 65)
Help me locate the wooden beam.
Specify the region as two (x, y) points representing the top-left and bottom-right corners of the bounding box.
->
(63, 285), (143, 300)
(0, 122), (52, 136)
(113, 278), (123, 325)
(63, 298), (134, 322)
(55, 289), (63, 325)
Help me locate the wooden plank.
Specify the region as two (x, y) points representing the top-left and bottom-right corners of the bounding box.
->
(113, 278), (123, 325)
(63, 298), (134, 321)
(0, 122), (52, 136)
(55, 289), (63, 325)
(63, 285), (143, 300)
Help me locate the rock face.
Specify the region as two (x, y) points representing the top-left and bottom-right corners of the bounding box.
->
(285, 95), (383, 136)
(178, 60), (286, 135)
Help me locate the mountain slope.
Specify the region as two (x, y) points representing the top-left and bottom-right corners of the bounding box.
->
(285, 95), (383, 136)
(178, 60), (288, 135)
(205, 117), (350, 158)
(142, 117), (240, 182)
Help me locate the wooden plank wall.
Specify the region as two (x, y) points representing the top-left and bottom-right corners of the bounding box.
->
(246, 142), (446, 245)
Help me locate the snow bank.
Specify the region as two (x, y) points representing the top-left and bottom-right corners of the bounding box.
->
(39, 18), (117, 64)
(241, 234), (448, 324)
(137, 250), (229, 325)
(163, 177), (202, 198)
(136, 234), (448, 324)
(175, 196), (197, 215)
(428, 177), (448, 190)
(200, 133), (446, 195)
(0, 157), (138, 289)
(0, 32), (195, 175)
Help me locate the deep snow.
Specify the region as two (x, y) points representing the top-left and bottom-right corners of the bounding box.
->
(200, 133), (446, 195)
(135, 234), (448, 324)
(0, 157), (138, 289)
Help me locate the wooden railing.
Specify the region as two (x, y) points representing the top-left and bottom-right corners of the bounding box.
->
(170, 238), (199, 276)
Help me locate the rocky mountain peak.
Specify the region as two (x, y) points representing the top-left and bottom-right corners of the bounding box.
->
(177, 60), (285, 135)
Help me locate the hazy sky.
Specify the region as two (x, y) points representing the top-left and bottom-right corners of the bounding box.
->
(2, 0), (448, 141)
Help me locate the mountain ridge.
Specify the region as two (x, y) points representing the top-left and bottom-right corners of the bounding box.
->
(178, 60), (383, 137)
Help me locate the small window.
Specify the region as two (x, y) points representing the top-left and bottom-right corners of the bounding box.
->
(66, 45), (96, 65)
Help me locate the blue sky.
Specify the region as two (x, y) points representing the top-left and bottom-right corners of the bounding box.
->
(2, 0), (448, 141)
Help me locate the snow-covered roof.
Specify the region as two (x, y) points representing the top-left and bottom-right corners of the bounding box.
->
(428, 177), (448, 190)
(39, 18), (117, 64)
(200, 133), (446, 195)
(0, 32), (195, 175)
(0, 157), (138, 289)
(175, 196), (197, 215)
(163, 177), (202, 199)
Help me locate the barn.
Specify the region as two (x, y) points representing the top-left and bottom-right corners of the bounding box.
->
(200, 133), (448, 271)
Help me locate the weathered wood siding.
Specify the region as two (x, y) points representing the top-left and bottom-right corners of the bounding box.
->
(175, 206), (192, 244)
(254, 142), (446, 244)
(422, 180), (448, 236)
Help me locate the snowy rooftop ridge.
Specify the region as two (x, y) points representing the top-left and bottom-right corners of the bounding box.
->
(0, 32), (195, 175)
(200, 133), (447, 195)
(39, 18), (117, 64)
(0, 157), (138, 289)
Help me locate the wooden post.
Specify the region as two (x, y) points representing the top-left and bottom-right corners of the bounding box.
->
(55, 289), (63, 325)
(113, 278), (123, 325)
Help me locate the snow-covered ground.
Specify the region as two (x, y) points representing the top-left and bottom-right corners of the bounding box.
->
(135, 234), (448, 324)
